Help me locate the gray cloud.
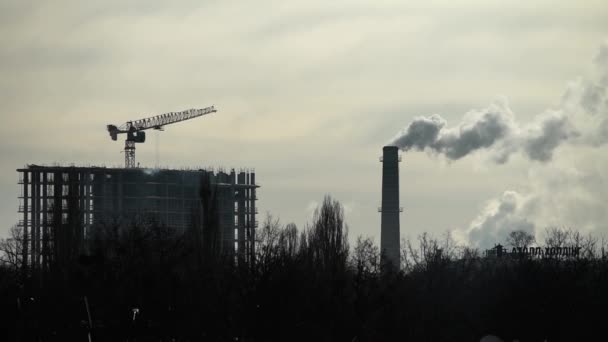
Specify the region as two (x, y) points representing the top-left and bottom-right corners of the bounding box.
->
(579, 82), (605, 114)
(560, 43), (608, 147)
(595, 40), (608, 86)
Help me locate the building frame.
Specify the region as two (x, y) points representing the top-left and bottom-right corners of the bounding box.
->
(17, 165), (258, 271)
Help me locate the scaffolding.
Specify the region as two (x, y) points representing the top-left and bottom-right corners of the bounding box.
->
(17, 165), (259, 271)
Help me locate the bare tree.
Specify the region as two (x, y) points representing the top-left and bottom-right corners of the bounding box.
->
(401, 232), (446, 273)
(544, 227), (571, 248)
(460, 246), (480, 260)
(304, 195), (349, 270)
(351, 236), (380, 276)
(571, 231), (598, 259)
(256, 213), (282, 268)
(278, 223), (299, 258)
(543, 227), (600, 258)
(440, 231), (459, 260)
(506, 230), (535, 249)
(0, 225), (23, 270)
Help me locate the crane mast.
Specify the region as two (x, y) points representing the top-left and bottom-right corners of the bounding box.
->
(107, 106), (217, 168)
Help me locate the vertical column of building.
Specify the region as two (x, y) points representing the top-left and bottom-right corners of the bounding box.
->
(35, 171), (41, 268)
(116, 172), (123, 214)
(83, 171), (92, 248)
(52, 171), (62, 268)
(224, 170), (236, 255)
(95, 171), (106, 223)
(380, 146), (401, 270)
(21, 170), (29, 271)
(180, 171), (186, 233)
(78, 171), (86, 242)
(32, 170), (39, 271)
(164, 172), (170, 228)
(61, 171), (70, 264)
(82, 172), (87, 240)
(68, 169), (82, 258)
(243, 172), (250, 263)
(249, 172), (256, 264)
(42, 172), (49, 273)
(237, 172), (246, 260)
(244, 172), (250, 262)
(87, 172), (93, 238)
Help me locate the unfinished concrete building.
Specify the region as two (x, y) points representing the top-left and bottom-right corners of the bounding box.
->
(17, 165), (258, 271)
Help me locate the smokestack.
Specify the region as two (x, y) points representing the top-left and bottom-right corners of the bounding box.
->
(380, 145), (401, 270)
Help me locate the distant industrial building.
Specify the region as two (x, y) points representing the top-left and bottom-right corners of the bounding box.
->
(17, 165), (258, 271)
(379, 146), (401, 270)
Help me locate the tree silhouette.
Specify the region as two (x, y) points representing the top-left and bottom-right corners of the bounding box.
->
(506, 230), (535, 249)
(0, 225), (23, 270)
(2, 200), (608, 341)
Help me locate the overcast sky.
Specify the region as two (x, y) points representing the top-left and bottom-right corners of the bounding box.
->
(1, 1), (607, 247)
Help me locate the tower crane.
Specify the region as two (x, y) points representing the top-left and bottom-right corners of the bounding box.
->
(107, 106), (217, 168)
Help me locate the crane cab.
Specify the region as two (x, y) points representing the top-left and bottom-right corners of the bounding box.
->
(127, 129), (146, 143)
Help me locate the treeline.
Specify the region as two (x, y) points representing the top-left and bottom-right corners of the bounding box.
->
(1, 196), (608, 341)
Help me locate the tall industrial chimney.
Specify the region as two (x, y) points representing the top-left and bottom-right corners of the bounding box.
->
(380, 145), (401, 270)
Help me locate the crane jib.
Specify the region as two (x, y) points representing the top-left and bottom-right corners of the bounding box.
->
(128, 106), (216, 131)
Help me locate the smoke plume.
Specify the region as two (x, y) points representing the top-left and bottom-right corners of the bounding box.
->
(467, 191), (535, 249)
(390, 99), (578, 163)
(451, 41), (608, 248)
(462, 145), (608, 249)
(390, 41), (608, 162)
